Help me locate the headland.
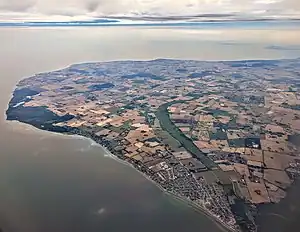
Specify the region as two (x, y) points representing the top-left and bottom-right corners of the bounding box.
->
(6, 58), (300, 232)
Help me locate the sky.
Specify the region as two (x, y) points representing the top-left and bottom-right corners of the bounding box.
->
(0, 0), (299, 22)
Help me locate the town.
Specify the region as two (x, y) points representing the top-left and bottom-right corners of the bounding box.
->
(6, 58), (300, 232)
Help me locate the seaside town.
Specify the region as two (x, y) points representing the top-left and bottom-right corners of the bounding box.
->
(6, 58), (300, 232)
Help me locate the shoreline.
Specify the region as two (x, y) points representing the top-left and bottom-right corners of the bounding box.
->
(98, 143), (235, 232)
(6, 119), (236, 232)
(8, 57), (297, 232)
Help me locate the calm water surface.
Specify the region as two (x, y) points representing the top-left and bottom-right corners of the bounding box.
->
(0, 26), (300, 232)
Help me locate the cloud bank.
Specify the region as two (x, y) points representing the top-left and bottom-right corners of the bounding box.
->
(0, 0), (299, 22)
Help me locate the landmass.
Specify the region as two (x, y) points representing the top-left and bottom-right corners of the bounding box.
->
(6, 58), (300, 232)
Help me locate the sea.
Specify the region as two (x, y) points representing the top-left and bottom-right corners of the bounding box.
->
(0, 23), (300, 232)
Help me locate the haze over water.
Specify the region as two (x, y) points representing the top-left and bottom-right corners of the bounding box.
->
(1, 24), (300, 232)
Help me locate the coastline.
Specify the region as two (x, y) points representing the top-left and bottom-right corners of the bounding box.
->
(94, 142), (235, 232)
(9, 57), (300, 232)
(5, 119), (235, 232)
(2, 24), (300, 232)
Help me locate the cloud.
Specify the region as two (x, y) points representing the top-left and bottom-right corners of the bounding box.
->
(86, 1), (100, 12)
(0, 0), (299, 21)
(0, 0), (34, 12)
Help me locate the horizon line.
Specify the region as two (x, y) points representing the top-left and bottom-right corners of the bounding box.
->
(1, 18), (300, 27)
